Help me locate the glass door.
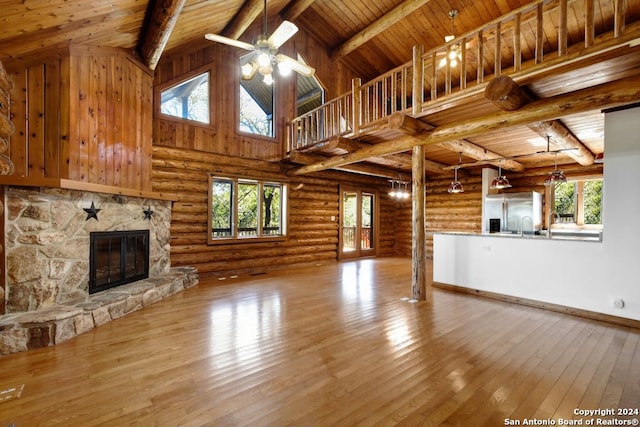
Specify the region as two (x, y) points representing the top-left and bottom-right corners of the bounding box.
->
(340, 188), (377, 259)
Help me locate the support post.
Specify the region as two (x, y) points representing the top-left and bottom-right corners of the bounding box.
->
(411, 145), (427, 301)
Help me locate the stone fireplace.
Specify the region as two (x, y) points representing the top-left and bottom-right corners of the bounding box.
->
(4, 187), (172, 313)
(0, 186), (199, 356)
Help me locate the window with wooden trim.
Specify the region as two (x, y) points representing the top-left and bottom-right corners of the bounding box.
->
(208, 175), (287, 243)
(160, 72), (210, 124)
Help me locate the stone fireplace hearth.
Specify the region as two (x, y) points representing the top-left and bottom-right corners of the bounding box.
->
(0, 187), (199, 355)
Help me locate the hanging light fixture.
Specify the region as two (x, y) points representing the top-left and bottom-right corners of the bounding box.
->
(438, 10), (462, 68)
(544, 152), (567, 186)
(490, 164), (512, 190)
(389, 180), (411, 199)
(448, 153), (465, 194)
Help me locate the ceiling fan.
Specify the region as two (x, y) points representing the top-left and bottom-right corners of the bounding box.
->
(204, 0), (315, 84)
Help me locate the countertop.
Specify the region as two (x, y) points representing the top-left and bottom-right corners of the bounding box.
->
(435, 229), (603, 242)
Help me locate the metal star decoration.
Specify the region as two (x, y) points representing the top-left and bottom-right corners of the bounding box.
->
(83, 202), (101, 221)
(143, 206), (154, 220)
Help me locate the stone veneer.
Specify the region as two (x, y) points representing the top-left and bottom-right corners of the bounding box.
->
(0, 266), (199, 355)
(4, 187), (172, 312)
(0, 187), (200, 356)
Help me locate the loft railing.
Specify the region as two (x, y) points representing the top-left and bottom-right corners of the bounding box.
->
(287, 0), (634, 152)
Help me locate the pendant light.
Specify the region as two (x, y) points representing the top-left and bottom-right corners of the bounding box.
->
(544, 152), (567, 186)
(490, 163), (511, 190)
(543, 135), (567, 186)
(448, 153), (464, 193)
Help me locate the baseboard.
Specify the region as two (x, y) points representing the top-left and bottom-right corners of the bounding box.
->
(432, 282), (640, 330)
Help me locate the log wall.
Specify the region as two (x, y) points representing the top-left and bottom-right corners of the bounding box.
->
(4, 46), (153, 191)
(153, 146), (399, 276)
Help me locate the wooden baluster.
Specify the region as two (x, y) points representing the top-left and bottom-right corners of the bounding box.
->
(614, 0), (626, 38)
(460, 37), (467, 90)
(495, 21), (502, 76)
(477, 30), (484, 84)
(535, 3), (544, 64)
(514, 13), (522, 72)
(585, 0), (595, 47)
(412, 45), (424, 116)
(351, 78), (361, 136)
(559, 0), (568, 56)
(431, 51), (437, 101)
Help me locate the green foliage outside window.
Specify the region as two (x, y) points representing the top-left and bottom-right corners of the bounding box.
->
(553, 179), (602, 225)
(583, 180), (602, 224)
(209, 176), (285, 241)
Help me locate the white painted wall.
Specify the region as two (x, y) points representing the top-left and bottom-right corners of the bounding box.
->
(433, 105), (640, 321)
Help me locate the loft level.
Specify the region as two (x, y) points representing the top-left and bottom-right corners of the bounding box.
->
(287, 0), (640, 153)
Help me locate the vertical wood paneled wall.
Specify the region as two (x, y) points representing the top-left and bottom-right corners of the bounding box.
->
(152, 146), (398, 276)
(154, 22), (358, 162)
(5, 46), (153, 191)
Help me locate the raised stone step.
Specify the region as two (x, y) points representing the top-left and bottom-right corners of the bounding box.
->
(0, 266), (198, 356)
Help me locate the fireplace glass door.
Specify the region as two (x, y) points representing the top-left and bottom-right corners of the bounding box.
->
(89, 230), (150, 294)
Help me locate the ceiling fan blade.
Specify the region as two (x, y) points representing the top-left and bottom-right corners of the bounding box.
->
(276, 54), (315, 76)
(268, 21), (298, 48)
(205, 33), (255, 51)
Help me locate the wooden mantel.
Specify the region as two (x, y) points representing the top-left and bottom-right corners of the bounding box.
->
(0, 176), (176, 201)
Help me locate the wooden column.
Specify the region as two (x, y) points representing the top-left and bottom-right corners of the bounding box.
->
(411, 145), (426, 301)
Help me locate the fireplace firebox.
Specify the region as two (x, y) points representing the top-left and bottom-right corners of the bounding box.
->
(89, 230), (150, 294)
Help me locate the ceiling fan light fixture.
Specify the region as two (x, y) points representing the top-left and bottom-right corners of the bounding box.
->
(204, 0), (314, 85)
(241, 62), (257, 79)
(257, 51), (272, 67)
(278, 61), (292, 76)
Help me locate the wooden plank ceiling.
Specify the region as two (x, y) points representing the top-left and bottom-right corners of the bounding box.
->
(0, 0), (639, 176)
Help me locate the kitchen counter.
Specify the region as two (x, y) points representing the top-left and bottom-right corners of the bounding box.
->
(438, 229), (602, 242)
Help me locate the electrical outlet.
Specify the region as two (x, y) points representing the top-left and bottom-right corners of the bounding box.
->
(613, 298), (625, 309)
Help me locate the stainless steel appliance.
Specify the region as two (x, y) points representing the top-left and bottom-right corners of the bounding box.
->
(484, 191), (542, 233)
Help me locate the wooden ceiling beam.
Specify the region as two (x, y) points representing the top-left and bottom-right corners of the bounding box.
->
(437, 140), (525, 172)
(331, 0), (434, 61)
(485, 75), (595, 165)
(289, 150), (411, 180)
(388, 114), (525, 172)
(136, 0), (187, 70)
(223, 0), (264, 40)
(281, 0), (317, 21)
(333, 136), (446, 174)
(287, 75), (640, 175)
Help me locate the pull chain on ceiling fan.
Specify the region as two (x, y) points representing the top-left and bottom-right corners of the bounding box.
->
(204, 0), (315, 84)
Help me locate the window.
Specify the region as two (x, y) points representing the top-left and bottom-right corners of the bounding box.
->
(553, 179), (603, 226)
(239, 72), (274, 137)
(160, 72), (210, 124)
(208, 175), (287, 243)
(296, 55), (324, 116)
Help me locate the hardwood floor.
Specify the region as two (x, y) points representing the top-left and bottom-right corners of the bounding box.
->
(1, 257), (638, 426)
